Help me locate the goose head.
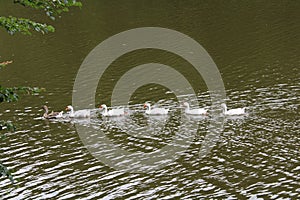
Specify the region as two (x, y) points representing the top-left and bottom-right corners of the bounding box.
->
(143, 103), (151, 109)
(65, 105), (73, 111)
(99, 104), (107, 110)
(182, 102), (189, 108)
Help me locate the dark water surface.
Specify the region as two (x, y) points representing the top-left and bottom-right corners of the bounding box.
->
(0, 1), (299, 199)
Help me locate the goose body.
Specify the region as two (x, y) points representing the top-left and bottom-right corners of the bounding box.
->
(144, 103), (169, 115)
(42, 105), (63, 119)
(100, 104), (126, 117)
(66, 105), (90, 118)
(182, 102), (207, 115)
(221, 103), (246, 115)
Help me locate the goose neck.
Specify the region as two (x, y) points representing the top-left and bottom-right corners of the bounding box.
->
(43, 106), (49, 114)
(69, 106), (74, 115)
(147, 104), (151, 111)
(102, 105), (108, 115)
(221, 104), (227, 113)
(184, 104), (190, 111)
(103, 107), (108, 114)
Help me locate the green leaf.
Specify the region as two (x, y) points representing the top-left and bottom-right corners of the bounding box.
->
(0, 16), (56, 35)
(0, 120), (16, 132)
(13, 0), (82, 19)
(0, 85), (44, 103)
(0, 163), (14, 184)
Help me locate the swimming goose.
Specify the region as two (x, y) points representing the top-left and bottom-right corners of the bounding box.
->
(143, 103), (169, 115)
(182, 102), (207, 115)
(65, 105), (90, 118)
(221, 103), (246, 115)
(99, 104), (126, 117)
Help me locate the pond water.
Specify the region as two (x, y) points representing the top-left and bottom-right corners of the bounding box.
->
(0, 1), (299, 199)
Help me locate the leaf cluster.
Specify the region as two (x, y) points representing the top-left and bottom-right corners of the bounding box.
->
(0, 163), (14, 184)
(0, 0), (81, 186)
(0, 85), (43, 103)
(0, 16), (55, 35)
(14, 0), (82, 20)
(0, 0), (82, 35)
(0, 62), (43, 184)
(0, 121), (16, 133)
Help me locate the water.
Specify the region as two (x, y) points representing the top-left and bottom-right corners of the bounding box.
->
(0, 1), (299, 199)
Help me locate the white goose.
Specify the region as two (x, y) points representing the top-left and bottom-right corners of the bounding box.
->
(221, 103), (246, 115)
(144, 103), (169, 115)
(99, 104), (126, 117)
(65, 105), (90, 118)
(182, 102), (207, 115)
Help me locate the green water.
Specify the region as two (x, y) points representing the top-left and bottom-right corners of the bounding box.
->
(0, 1), (299, 199)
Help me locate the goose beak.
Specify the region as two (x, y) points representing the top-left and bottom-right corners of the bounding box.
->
(65, 107), (69, 111)
(143, 104), (147, 108)
(99, 105), (102, 109)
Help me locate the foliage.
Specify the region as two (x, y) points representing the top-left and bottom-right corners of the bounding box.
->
(0, 16), (55, 35)
(0, 0), (82, 186)
(0, 61), (43, 184)
(14, 0), (82, 19)
(0, 85), (43, 103)
(0, 121), (15, 183)
(0, 163), (14, 184)
(0, 121), (15, 133)
(0, 0), (82, 35)
(0, 61), (43, 103)
(0, 62), (15, 184)
(0, 113), (15, 184)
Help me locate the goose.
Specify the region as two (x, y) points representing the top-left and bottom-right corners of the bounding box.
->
(143, 103), (169, 115)
(221, 103), (246, 115)
(65, 105), (90, 118)
(42, 105), (63, 119)
(182, 102), (207, 115)
(99, 104), (126, 117)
